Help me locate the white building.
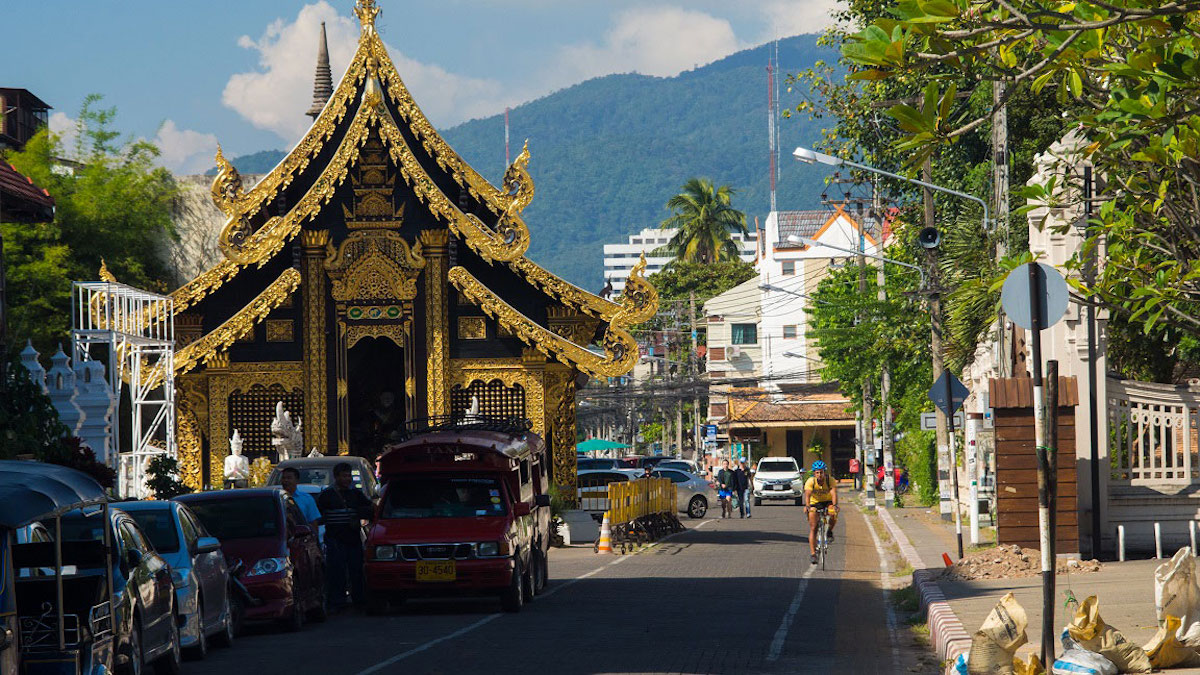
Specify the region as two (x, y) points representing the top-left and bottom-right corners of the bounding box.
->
(602, 227), (759, 293)
(756, 208), (881, 387)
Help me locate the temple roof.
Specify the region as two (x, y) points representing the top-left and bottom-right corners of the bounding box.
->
(0, 159), (54, 222)
(168, 0), (654, 379)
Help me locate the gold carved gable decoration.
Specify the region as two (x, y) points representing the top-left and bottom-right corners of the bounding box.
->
(325, 230), (425, 304)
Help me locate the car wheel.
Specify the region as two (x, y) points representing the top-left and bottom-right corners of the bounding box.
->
(119, 620), (143, 675)
(532, 548), (548, 595)
(184, 599), (207, 661)
(754, 497), (762, 506)
(212, 593), (234, 648)
(500, 562), (524, 613)
(153, 614), (182, 675)
(280, 587), (304, 632)
(226, 589), (245, 639)
(688, 495), (707, 519)
(521, 554), (536, 603)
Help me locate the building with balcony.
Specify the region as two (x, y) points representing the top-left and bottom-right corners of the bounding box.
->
(0, 88), (50, 152)
(602, 227), (759, 294)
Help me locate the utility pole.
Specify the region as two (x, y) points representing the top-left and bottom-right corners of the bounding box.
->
(690, 292), (701, 462)
(875, 183), (895, 505)
(994, 81), (1012, 377)
(924, 159), (952, 520)
(1083, 166), (1102, 559)
(859, 202), (876, 511)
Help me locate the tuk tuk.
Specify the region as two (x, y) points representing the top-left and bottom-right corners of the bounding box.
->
(0, 461), (114, 675)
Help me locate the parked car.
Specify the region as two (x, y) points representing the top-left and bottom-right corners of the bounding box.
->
(58, 505), (182, 675)
(176, 489), (326, 632)
(656, 459), (700, 474)
(576, 469), (641, 521)
(650, 469), (717, 519)
(619, 455), (646, 469)
(752, 457), (805, 505)
(121, 500), (234, 659)
(2, 461), (117, 675)
(267, 456), (378, 500)
(366, 419), (552, 614)
(576, 458), (627, 472)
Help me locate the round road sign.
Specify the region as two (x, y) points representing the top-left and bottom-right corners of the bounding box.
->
(1001, 262), (1069, 330)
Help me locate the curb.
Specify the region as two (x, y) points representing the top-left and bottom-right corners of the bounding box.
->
(877, 507), (972, 671)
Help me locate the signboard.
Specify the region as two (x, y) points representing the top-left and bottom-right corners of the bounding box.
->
(920, 411), (964, 430)
(704, 425), (718, 441)
(928, 371), (969, 417)
(1000, 262), (1069, 330)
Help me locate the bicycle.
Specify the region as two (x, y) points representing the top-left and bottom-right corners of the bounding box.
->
(813, 505), (831, 570)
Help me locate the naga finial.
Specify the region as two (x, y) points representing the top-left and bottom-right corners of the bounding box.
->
(98, 259), (117, 283)
(615, 253), (659, 326)
(210, 143), (243, 217)
(355, 0), (381, 33)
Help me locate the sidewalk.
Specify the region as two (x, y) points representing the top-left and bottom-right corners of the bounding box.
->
(885, 503), (1197, 671)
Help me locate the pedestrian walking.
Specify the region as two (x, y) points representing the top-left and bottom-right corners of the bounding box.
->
(716, 459), (733, 518)
(736, 459), (753, 518)
(317, 462), (374, 610)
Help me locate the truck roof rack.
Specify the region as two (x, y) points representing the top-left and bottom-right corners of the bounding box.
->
(396, 415), (532, 440)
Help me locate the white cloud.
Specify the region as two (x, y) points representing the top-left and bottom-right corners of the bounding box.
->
(222, 2), (513, 142)
(154, 120), (219, 175)
(48, 112), (80, 159)
(555, 6), (742, 82)
(757, 0), (841, 39)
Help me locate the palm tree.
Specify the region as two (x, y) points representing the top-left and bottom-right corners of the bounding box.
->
(657, 178), (748, 264)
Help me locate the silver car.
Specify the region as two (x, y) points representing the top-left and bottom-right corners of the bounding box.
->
(121, 500), (234, 659)
(650, 468), (717, 519)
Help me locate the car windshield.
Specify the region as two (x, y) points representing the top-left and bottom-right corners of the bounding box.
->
(758, 460), (797, 473)
(658, 462), (690, 471)
(577, 459), (615, 471)
(124, 508), (180, 553)
(269, 467), (332, 487)
(185, 497), (280, 540)
(382, 476), (507, 519)
(59, 512), (107, 543)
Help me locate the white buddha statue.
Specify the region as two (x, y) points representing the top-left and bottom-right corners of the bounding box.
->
(224, 429), (250, 487)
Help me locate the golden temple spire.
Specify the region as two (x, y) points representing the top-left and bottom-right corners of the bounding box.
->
(355, 0), (380, 34)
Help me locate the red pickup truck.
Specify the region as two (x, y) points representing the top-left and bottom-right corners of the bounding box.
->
(364, 419), (552, 614)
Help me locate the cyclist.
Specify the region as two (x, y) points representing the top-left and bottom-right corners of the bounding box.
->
(804, 460), (839, 565)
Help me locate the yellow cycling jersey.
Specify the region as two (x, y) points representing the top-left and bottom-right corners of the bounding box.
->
(804, 475), (835, 504)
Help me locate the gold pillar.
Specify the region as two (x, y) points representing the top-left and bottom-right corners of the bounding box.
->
(544, 364), (578, 507)
(301, 229), (330, 451)
(335, 322), (350, 454)
(419, 229), (450, 417)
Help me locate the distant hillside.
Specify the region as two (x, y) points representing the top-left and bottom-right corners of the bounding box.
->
(204, 149), (284, 175)
(213, 36), (835, 289)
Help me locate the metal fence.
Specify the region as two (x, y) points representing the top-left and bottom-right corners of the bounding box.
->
(1107, 378), (1200, 484)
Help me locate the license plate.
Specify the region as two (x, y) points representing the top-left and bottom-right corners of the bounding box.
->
(415, 560), (456, 582)
(771, 484), (785, 491)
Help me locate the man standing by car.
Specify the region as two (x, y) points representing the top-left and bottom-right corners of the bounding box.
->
(317, 463), (373, 610)
(280, 467), (323, 542)
(735, 459), (752, 518)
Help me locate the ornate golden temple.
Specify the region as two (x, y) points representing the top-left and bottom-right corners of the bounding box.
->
(167, 0), (655, 496)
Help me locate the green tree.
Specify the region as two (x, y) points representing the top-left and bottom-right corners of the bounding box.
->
(657, 178), (748, 264)
(0, 354), (68, 457)
(841, 2), (1200, 342)
(145, 454), (190, 499)
(2, 94), (178, 352)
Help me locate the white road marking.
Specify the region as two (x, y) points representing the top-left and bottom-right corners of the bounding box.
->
(862, 508), (903, 672)
(766, 561), (817, 661)
(355, 519), (714, 674)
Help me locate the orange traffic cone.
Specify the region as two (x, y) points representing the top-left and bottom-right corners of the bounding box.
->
(596, 511), (613, 554)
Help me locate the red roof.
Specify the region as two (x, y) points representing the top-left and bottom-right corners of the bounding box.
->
(0, 159), (54, 222)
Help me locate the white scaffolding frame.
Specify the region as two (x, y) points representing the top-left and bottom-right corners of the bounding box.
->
(72, 281), (175, 497)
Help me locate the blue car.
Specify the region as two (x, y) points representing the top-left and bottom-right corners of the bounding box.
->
(120, 501), (234, 660)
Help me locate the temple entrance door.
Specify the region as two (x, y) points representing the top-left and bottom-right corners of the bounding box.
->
(347, 336), (407, 461)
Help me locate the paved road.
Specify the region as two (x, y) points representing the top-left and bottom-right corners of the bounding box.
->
(184, 502), (933, 674)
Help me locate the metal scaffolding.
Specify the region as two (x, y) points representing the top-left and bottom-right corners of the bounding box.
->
(72, 281), (175, 497)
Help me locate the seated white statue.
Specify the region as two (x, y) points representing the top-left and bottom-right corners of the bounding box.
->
(224, 429), (250, 483)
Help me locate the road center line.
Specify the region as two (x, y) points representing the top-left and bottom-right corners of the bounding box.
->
(356, 519), (714, 674)
(766, 560), (817, 661)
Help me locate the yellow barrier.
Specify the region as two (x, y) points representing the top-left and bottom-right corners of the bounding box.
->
(606, 478), (677, 527)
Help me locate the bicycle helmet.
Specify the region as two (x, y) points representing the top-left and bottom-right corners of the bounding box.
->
(811, 460), (827, 471)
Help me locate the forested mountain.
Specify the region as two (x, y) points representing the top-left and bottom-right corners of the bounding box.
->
(216, 36), (835, 289)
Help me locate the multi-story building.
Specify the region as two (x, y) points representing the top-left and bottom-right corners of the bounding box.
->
(703, 207), (882, 475)
(602, 227), (758, 293)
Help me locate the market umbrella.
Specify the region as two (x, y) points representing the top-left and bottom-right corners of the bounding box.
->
(575, 438), (631, 453)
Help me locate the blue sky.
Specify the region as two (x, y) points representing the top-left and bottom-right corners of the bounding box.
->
(5, 1), (837, 173)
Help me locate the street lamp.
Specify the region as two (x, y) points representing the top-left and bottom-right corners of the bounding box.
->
(793, 146), (989, 230)
(786, 235), (927, 289)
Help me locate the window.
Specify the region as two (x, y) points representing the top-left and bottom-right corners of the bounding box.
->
(731, 323), (757, 345)
(382, 477), (509, 519)
(781, 260), (796, 276)
(710, 402), (728, 417)
(709, 347), (725, 361)
(709, 371), (726, 379)
(783, 325), (798, 339)
(652, 470), (690, 484)
(126, 508), (181, 554)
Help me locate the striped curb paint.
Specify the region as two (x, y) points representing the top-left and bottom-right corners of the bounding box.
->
(877, 507), (972, 672)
